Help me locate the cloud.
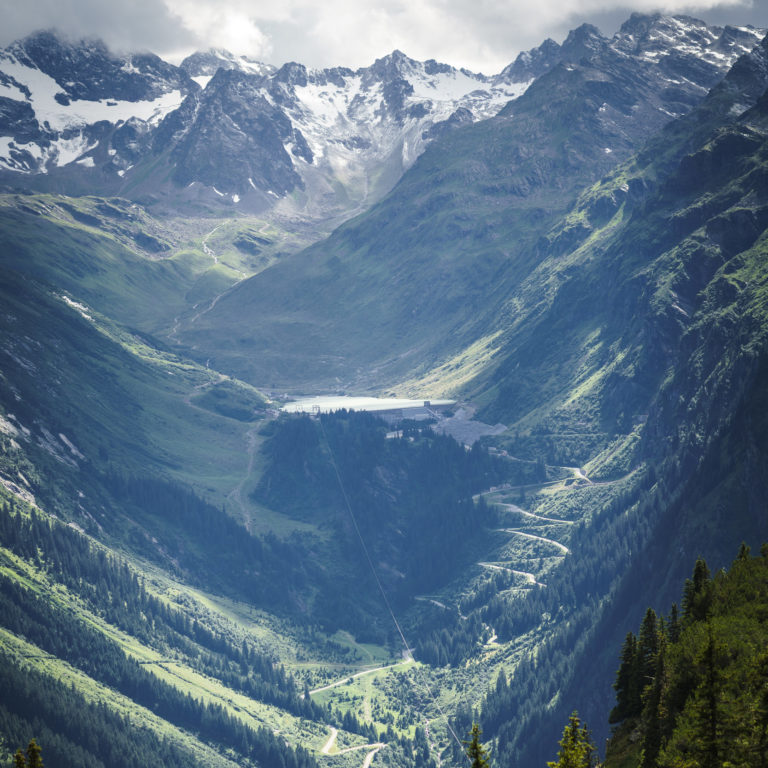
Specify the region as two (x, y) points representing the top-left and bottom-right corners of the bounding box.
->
(0, 0), (763, 73)
(162, 0), (273, 60)
(245, 0), (760, 71)
(0, 0), (198, 54)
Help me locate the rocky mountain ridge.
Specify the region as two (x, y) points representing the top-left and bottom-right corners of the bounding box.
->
(173, 17), (767, 391)
(0, 16), (763, 218)
(2, 13), (768, 768)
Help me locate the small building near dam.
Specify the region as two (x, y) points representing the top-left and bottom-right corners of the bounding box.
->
(280, 396), (455, 422)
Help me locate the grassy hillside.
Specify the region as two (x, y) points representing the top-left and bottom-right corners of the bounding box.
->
(0, 192), (323, 338)
(0, 262), (269, 512)
(470, 35), (768, 430)
(463, 66), (768, 768)
(174, 45), (701, 391)
(0, 493), (357, 768)
(3, 29), (768, 768)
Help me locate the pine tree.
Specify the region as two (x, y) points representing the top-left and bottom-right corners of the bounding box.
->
(682, 558), (711, 622)
(13, 749), (26, 768)
(667, 604), (681, 644)
(495, 668), (507, 694)
(25, 740), (42, 768)
(755, 651), (768, 768)
(464, 723), (490, 768)
(698, 626), (720, 768)
(640, 632), (668, 768)
(636, 609), (659, 705)
(610, 632), (639, 723)
(548, 712), (595, 768)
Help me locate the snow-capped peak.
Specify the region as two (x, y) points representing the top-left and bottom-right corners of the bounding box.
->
(613, 13), (763, 65)
(180, 49), (275, 86)
(0, 32), (194, 174)
(0, 15), (764, 214)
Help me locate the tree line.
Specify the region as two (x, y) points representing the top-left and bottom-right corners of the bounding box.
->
(605, 544), (768, 768)
(254, 411), (509, 640)
(0, 500), (323, 721)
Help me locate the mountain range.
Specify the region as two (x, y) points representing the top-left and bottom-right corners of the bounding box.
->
(0, 17), (762, 220)
(1, 12), (768, 768)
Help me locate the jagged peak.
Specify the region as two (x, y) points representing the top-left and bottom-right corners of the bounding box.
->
(7, 29), (171, 63)
(501, 37), (561, 81)
(358, 49), (479, 89)
(616, 12), (716, 39)
(180, 48), (274, 78)
(560, 23), (607, 62)
(382, 49), (413, 63)
(565, 22), (605, 40)
(8, 29), (111, 62)
(612, 12), (765, 62)
(367, 49), (422, 78)
(274, 61), (309, 87)
(617, 11), (664, 37)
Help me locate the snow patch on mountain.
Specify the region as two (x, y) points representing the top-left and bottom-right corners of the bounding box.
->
(191, 75), (213, 89)
(53, 134), (98, 166)
(0, 54), (183, 131)
(0, 17), (764, 214)
(0, 54), (184, 131)
(0, 137), (43, 173)
(271, 56), (532, 212)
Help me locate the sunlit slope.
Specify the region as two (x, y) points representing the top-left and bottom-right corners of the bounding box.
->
(0, 193), (318, 339)
(470, 77), (768, 768)
(470, 35), (768, 433)
(0, 494), (383, 768)
(0, 264), (270, 521)
(176, 42), (712, 390)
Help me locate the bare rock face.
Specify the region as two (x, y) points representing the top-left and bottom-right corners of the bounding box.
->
(0, 18), (764, 216)
(155, 68), (308, 197)
(172, 20), (768, 392)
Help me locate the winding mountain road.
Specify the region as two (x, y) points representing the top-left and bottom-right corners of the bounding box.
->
(321, 727), (338, 754)
(362, 746), (383, 767)
(496, 529), (570, 553)
(496, 501), (574, 525)
(478, 562), (546, 586)
(415, 596), (448, 609)
(320, 726), (385, 765)
(309, 660), (412, 696)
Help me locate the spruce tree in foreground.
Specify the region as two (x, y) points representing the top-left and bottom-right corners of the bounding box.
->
(26, 740), (43, 768)
(11, 740), (43, 768)
(548, 712), (595, 768)
(464, 723), (490, 768)
(603, 546), (768, 768)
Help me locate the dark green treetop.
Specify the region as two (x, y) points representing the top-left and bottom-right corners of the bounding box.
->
(11, 740), (43, 768)
(547, 712), (595, 768)
(464, 723), (490, 768)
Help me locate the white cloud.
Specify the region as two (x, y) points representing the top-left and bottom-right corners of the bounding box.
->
(0, 0), (198, 54)
(162, 0), (273, 59)
(248, 0), (760, 71)
(0, 0), (763, 73)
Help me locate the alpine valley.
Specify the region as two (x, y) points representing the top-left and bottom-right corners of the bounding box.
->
(1, 12), (768, 768)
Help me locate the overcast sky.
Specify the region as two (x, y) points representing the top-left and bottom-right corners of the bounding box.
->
(1, 0), (766, 73)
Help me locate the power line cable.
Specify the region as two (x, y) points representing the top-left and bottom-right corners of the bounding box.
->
(317, 414), (470, 763)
